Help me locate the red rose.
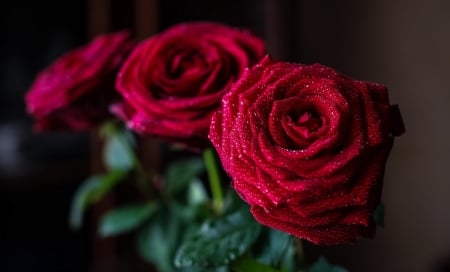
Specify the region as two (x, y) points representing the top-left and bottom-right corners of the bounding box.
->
(115, 22), (265, 148)
(25, 31), (135, 131)
(209, 57), (404, 245)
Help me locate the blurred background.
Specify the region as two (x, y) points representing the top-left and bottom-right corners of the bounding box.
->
(1, 0), (449, 271)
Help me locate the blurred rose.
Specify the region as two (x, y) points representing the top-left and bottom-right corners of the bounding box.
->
(115, 22), (265, 148)
(210, 57), (404, 245)
(25, 31), (134, 131)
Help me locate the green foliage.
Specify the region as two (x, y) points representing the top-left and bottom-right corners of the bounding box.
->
(69, 122), (138, 230)
(187, 178), (209, 206)
(174, 208), (262, 269)
(222, 189), (245, 214)
(374, 203), (385, 227)
(308, 257), (348, 272)
(165, 157), (205, 195)
(255, 228), (292, 267)
(69, 124), (351, 272)
(102, 123), (136, 171)
(178, 266), (229, 272)
(136, 206), (186, 272)
(133, 155), (214, 272)
(69, 170), (126, 230)
(280, 239), (297, 272)
(99, 203), (158, 237)
(233, 256), (281, 272)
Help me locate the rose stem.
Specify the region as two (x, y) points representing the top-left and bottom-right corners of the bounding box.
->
(203, 148), (224, 213)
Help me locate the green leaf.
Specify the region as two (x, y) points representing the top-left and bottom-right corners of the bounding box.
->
(69, 176), (103, 230)
(172, 201), (215, 224)
(179, 266), (229, 272)
(166, 157), (205, 194)
(103, 130), (135, 171)
(187, 178), (209, 206)
(233, 256), (280, 272)
(374, 203), (385, 227)
(174, 208), (262, 268)
(280, 239), (297, 272)
(94, 170), (127, 199)
(308, 257), (348, 272)
(136, 206), (182, 272)
(100, 122), (136, 145)
(255, 228), (292, 267)
(222, 188), (247, 214)
(69, 170), (126, 230)
(99, 203), (158, 237)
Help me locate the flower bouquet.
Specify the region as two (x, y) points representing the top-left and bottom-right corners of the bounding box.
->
(25, 22), (404, 272)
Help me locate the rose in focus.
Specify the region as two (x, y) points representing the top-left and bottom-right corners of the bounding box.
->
(115, 22), (265, 148)
(210, 57), (404, 245)
(25, 31), (135, 131)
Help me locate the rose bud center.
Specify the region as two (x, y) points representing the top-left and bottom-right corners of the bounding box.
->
(288, 110), (323, 138)
(168, 50), (206, 78)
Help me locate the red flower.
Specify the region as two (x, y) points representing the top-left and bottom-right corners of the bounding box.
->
(210, 57), (404, 245)
(25, 31), (135, 131)
(115, 22), (265, 148)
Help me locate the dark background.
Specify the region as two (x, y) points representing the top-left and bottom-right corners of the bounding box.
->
(1, 0), (449, 271)
(1, 1), (90, 271)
